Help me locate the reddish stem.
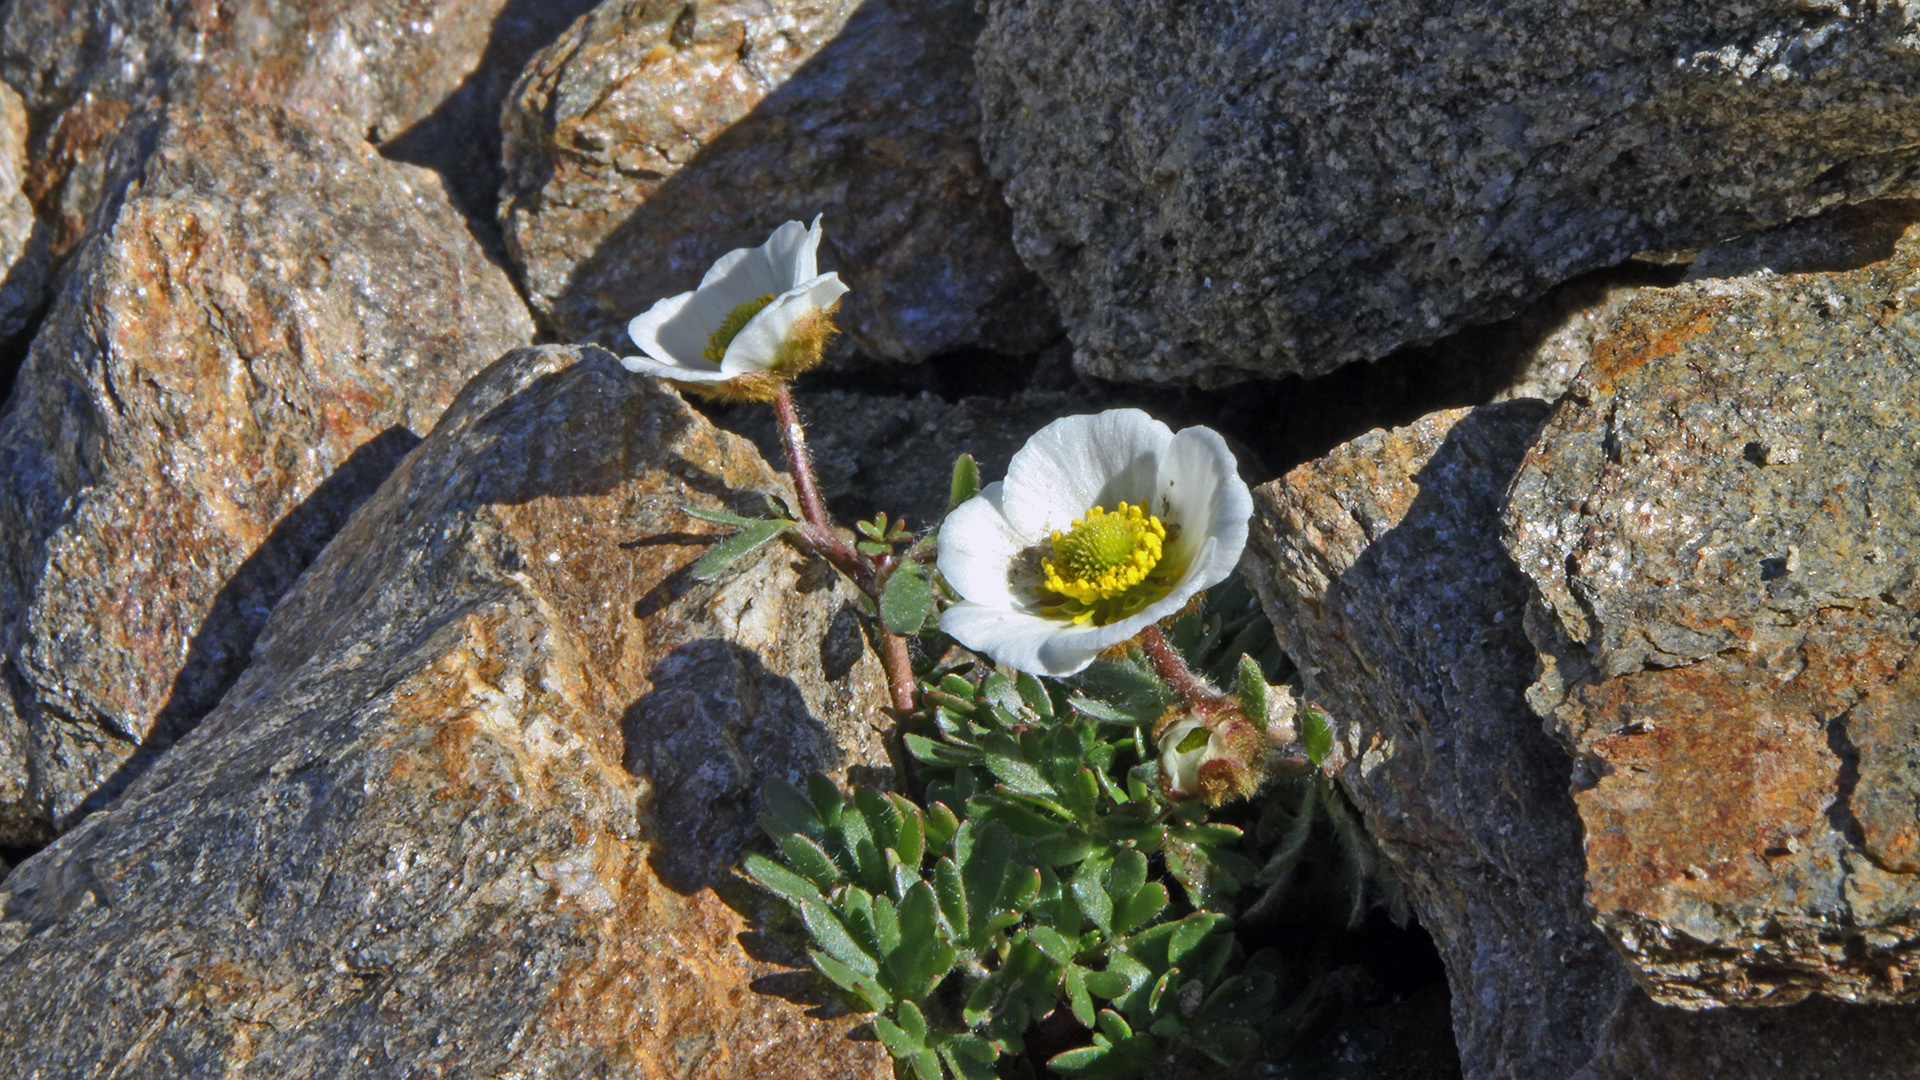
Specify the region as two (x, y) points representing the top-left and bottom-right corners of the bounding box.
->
(771, 383), (918, 716)
(1138, 624), (1228, 715)
(773, 384), (832, 532)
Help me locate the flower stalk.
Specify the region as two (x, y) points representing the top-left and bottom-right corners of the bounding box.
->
(770, 383), (917, 715)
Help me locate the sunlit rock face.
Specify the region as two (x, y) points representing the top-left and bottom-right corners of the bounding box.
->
(0, 346), (892, 1079)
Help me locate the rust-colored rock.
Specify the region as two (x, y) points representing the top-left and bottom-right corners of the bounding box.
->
(1246, 405), (1920, 1078)
(0, 345), (892, 1078)
(1505, 201), (1920, 1007)
(499, 0), (1054, 362)
(0, 0), (592, 255)
(0, 104), (534, 845)
(0, 80), (48, 345)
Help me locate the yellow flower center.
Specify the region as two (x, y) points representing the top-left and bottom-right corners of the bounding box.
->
(703, 294), (776, 363)
(1040, 502), (1172, 625)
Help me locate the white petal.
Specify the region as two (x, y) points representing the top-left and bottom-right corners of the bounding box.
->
(935, 482), (1035, 611)
(721, 273), (848, 373)
(1153, 425), (1252, 588)
(625, 290), (716, 370)
(695, 219), (812, 309)
(619, 355), (737, 383)
(939, 603), (1102, 677)
(1000, 410), (1172, 537)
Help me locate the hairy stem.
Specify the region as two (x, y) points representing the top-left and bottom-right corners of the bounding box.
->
(880, 631), (916, 714)
(772, 384), (917, 716)
(1139, 624), (1228, 715)
(773, 383), (832, 531)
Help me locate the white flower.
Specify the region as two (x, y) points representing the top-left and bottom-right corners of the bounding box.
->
(937, 409), (1253, 677)
(621, 216), (848, 400)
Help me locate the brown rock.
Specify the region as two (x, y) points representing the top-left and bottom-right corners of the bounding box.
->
(0, 81), (49, 345)
(1504, 200), (1920, 1008)
(1246, 405), (1920, 1079)
(0, 104), (534, 845)
(0, 345), (892, 1078)
(499, 0), (1054, 362)
(0, 0), (588, 257)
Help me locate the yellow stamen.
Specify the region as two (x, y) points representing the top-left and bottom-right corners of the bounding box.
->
(703, 294), (776, 363)
(1040, 502), (1170, 625)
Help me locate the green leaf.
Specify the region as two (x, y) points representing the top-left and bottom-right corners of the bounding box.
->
(962, 822), (1014, 937)
(801, 899), (877, 976)
(856, 788), (898, 852)
(1235, 654), (1269, 732)
(689, 518), (790, 581)
(868, 892), (903, 957)
(896, 999), (930, 1044)
(682, 504), (763, 527)
(894, 883), (940, 957)
(779, 833), (844, 892)
(806, 774), (844, 829)
(1014, 671), (1055, 720)
(886, 793), (926, 872)
(742, 852), (824, 909)
(1065, 965), (1097, 1027)
(760, 776), (821, 841)
(1072, 861), (1114, 936)
(1302, 702), (1334, 766)
(856, 539), (892, 556)
(1107, 850), (1149, 906)
(925, 802), (960, 850)
(1025, 925), (1079, 965)
(934, 856), (969, 936)
(1169, 913), (1229, 969)
(880, 563), (936, 635)
(1113, 882), (1169, 934)
(1071, 660), (1171, 723)
(874, 1017), (920, 1060)
(811, 949), (890, 1011)
(1082, 969), (1132, 1000)
(984, 752), (1056, 798)
(948, 453), (981, 511)
(939, 1036), (998, 1080)
(911, 1048), (943, 1080)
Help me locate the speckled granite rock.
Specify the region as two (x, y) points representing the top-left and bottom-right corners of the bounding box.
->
(1246, 406), (1920, 1079)
(1504, 201), (1920, 1008)
(0, 345), (892, 1079)
(0, 0), (567, 257)
(500, 0), (1053, 361)
(0, 104), (534, 845)
(0, 81), (48, 345)
(978, 1), (1920, 386)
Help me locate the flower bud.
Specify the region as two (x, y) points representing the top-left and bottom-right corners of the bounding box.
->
(1154, 706), (1269, 806)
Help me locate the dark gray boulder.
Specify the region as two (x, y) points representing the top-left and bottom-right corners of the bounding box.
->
(978, 0), (1920, 385)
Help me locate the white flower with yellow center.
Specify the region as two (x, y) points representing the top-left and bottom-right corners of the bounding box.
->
(937, 409), (1252, 677)
(620, 216), (848, 401)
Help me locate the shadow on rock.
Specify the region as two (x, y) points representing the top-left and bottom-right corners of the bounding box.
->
(379, 0), (603, 235)
(72, 425), (422, 823)
(622, 639), (850, 894)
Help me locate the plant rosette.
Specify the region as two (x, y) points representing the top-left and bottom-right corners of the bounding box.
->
(938, 409), (1253, 677)
(620, 216), (848, 401)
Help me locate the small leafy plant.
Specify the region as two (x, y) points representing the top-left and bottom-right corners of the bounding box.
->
(747, 650), (1284, 1080)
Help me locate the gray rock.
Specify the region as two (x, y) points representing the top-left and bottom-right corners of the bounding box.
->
(499, 0), (1054, 361)
(0, 345), (892, 1079)
(977, 1), (1920, 386)
(1503, 200), (1920, 1007)
(0, 104), (534, 845)
(0, 81), (48, 345)
(0, 0), (571, 258)
(1245, 406), (1920, 1079)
